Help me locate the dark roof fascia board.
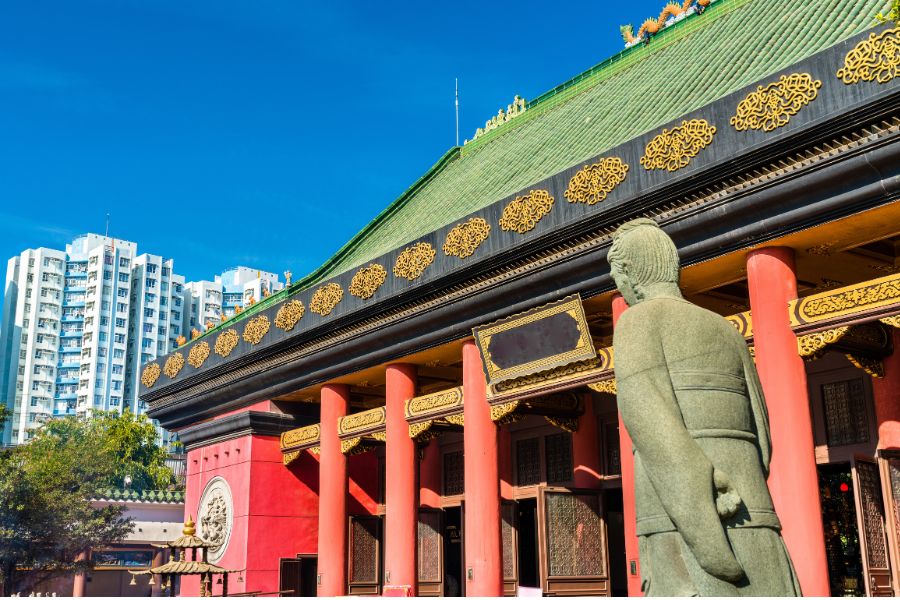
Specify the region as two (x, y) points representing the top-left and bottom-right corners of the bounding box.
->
(176, 411), (304, 450)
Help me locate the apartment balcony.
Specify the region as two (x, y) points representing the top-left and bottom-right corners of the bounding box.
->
(64, 301), (86, 308)
(60, 329), (83, 338)
(55, 392), (77, 401)
(60, 346), (81, 354)
(61, 315), (84, 323)
(55, 377), (78, 385)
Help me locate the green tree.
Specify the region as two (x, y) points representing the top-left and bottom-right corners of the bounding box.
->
(0, 412), (175, 595)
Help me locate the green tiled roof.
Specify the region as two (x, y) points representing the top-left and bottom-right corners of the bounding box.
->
(94, 489), (186, 503)
(204, 0), (889, 335)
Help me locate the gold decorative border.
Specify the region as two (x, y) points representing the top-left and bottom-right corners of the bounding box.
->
(141, 363), (161, 388)
(499, 189), (554, 234)
(724, 311), (753, 339)
(242, 315), (270, 345)
(393, 242), (436, 281)
(163, 353), (185, 378)
(790, 272), (900, 325)
(797, 326), (849, 359)
(443, 218), (491, 259)
(349, 263), (388, 299)
(280, 423), (321, 450)
(730, 73), (821, 132)
(640, 118), (716, 172)
(837, 26), (900, 85)
(274, 300), (305, 332)
(338, 406), (386, 436)
(405, 387), (463, 419)
(588, 379), (617, 395)
(188, 342), (210, 369)
(564, 157), (629, 205)
(214, 329), (239, 358)
(310, 283), (344, 316)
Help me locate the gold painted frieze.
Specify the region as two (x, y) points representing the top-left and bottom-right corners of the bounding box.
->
(349, 263), (388, 299)
(164, 353), (185, 378)
(310, 283), (344, 316)
(499, 189), (554, 234)
(338, 406), (386, 437)
(274, 299), (305, 332)
(790, 272), (900, 326)
(188, 341), (210, 369)
(280, 423), (320, 451)
(730, 73), (821, 132)
(564, 157), (629, 205)
(443, 218), (491, 259)
(393, 242), (436, 281)
(640, 118), (716, 172)
(242, 315), (270, 345)
(405, 386), (463, 420)
(141, 362), (161, 388)
(837, 26), (900, 85)
(214, 329), (239, 358)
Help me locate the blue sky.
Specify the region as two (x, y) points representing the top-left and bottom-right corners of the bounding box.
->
(0, 0), (664, 283)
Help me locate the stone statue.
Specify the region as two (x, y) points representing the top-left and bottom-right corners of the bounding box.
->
(608, 219), (800, 596)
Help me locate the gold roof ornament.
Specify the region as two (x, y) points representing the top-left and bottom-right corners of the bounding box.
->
(467, 95), (527, 143)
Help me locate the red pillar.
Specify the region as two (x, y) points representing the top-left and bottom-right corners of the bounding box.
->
(462, 339), (503, 596)
(613, 294), (641, 596)
(747, 247), (828, 596)
(573, 393), (602, 488)
(317, 384), (349, 597)
(420, 439), (442, 509)
(385, 364), (418, 594)
(499, 427), (514, 501)
(874, 329), (900, 450)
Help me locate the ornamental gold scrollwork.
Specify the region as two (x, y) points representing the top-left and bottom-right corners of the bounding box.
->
(371, 431), (387, 443)
(798, 278), (900, 321)
(349, 263), (388, 299)
(141, 363), (161, 388)
(274, 300), (305, 331)
(489, 400), (521, 424)
(493, 358), (599, 393)
(309, 446), (320, 455)
(338, 406), (386, 435)
(443, 218), (491, 259)
(846, 354), (885, 378)
(242, 315), (270, 345)
(214, 329), (239, 358)
(188, 341), (210, 369)
(796, 327), (849, 359)
(881, 315), (900, 329)
(730, 73), (822, 132)
(588, 379), (617, 395)
(409, 420), (435, 440)
(564, 157), (629, 205)
(282, 451), (301, 466)
(837, 27), (900, 85)
(544, 415), (579, 433)
(406, 387), (463, 418)
(163, 353), (185, 378)
(341, 437), (363, 455)
(393, 242), (436, 280)
(444, 414), (465, 427)
(280, 424), (320, 449)
(499, 189), (554, 234)
(640, 119), (716, 172)
(310, 283), (344, 316)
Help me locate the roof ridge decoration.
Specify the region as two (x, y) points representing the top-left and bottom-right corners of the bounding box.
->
(466, 96), (527, 144)
(621, 0), (713, 47)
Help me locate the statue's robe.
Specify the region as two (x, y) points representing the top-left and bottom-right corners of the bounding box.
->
(614, 296), (801, 596)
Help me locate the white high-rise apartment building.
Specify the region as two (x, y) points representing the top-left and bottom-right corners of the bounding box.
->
(125, 254), (185, 415)
(181, 268), (283, 335)
(183, 281), (222, 333)
(0, 234), (187, 445)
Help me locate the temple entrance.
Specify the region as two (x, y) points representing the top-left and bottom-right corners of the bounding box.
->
(279, 555), (318, 597)
(820, 463), (865, 596)
(516, 498), (541, 595)
(443, 507), (463, 596)
(603, 489), (627, 597)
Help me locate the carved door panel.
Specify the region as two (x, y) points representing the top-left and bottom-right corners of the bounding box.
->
(880, 454), (900, 596)
(417, 509), (443, 596)
(538, 487), (610, 596)
(853, 456), (893, 596)
(501, 501), (519, 597)
(348, 515), (382, 596)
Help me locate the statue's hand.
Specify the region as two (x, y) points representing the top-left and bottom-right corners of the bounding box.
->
(713, 469), (741, 519)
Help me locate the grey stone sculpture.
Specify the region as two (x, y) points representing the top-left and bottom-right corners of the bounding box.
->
(609, 219), (800, 596)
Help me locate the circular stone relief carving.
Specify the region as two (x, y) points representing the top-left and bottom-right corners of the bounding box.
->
(197, 476), (234, 562)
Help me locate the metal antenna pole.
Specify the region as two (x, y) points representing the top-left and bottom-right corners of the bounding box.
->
(105, 213), (110, 238)
(455, 78), (460, 147)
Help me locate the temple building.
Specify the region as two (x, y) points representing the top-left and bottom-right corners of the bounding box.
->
(141, 0), (900, 596)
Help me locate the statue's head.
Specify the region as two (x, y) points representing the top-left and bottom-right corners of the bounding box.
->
(608, 218), (681, 305)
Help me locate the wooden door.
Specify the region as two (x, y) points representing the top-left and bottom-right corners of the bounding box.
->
(538, 487), (610, 596)
(880, 454), (900, 596)
(417, 508), (443, 596)
(853, 456), (893, 596)
(501, 500), (519, 597)
(279, 558), (301, 596)
(348, 515), (382, 596)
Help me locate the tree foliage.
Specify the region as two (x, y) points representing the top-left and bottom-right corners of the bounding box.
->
(0, 412), (175, 595)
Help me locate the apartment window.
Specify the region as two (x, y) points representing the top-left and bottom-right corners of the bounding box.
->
(113, 349), (124, 359)
(161, 282), (169, 292)
(143, 323), (154, 334)
(94, 395), (103, 405)
(110, 396), (120, 406)
(29, 258), (35, 267)
(145, 293), (156, 304)
(99, 332), (108, 342)
(114, 333), (126, 344)
(171, 325), (180, 334)
(103, 286), (112, 296)
(119, 257), (130, 268)
(141, 339), (152, 349)
(159, 325), (167, 336)
(171, 311), (181, 321)
(116, 302), (126, 313)
(112, 364), (123, 375)
(160, 296), (167, 307)
(147, 263), (158, 274)
(103, 271), (111, 281)
(118, 273), (129, 283)
(104, 253), (113, 266)
(36, 334), (44, 344)
(100, 316), (109, 326)
(144, 308), (155, 318)
(30, 397), (38, 406)
(25, 289), (32, 298)
(115, 318), (126, 328)
(173, 283), (182, 294)
(145, 278), (157, 289)
(31, 382), (39, 391)
(103, 301), (112, 311)
(157, 341), (166, 353)
(111, 380), (122, 391)
(117, 288), (127, 298)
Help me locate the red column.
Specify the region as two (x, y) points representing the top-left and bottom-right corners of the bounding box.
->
(462, 339), (503, 596)
(499, 427), (514, 501)
(573, 393), (602, 488)
(420, 439), (442, 509)
(747, 247), (828, 596)
(874, 329), (900, 450)
(317, 384), (349, 597)
(613, 294), (641, 596)
(385, 364), (418, 594)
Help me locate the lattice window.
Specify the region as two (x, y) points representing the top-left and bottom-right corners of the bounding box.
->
(417, 511), (442, 582)
(888, 459), (900, 551)
(604, 422), (621, 476)
(857, 460), (888, 570)
(545, 492), (605, 577)
(516, 437), (541, 486)
(545, 432), (573, 484)
(501, 503), (516, 580)
(443, 451), (464, 496)
(822, 378), (869, 446)
(350, 517), (379, 584)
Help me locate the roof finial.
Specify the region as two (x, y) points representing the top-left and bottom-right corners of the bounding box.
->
(183, 515), (196, 536)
